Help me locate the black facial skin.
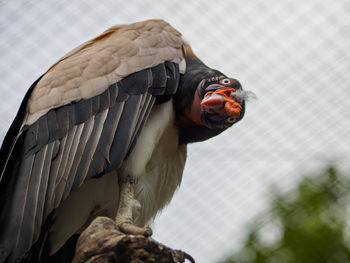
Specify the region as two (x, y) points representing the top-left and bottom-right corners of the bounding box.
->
(199, 77), (245, 129)
(198, 77), (243, 97)
(174, 54), (246, 144)
(175, 74), (246, 144)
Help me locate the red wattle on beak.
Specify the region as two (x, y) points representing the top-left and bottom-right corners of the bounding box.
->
(200, 88), (243, 118)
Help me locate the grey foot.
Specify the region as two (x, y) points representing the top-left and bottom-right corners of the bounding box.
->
(117, 221), (152, 237)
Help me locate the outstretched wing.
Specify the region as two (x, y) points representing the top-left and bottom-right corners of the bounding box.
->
(0, 19), (184, 263)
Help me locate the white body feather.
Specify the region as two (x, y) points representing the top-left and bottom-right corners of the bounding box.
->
(49, 100), (186, 254)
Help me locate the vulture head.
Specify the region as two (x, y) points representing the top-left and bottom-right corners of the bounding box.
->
(194, 76), (245, 129)
(176, 43), (254, 143)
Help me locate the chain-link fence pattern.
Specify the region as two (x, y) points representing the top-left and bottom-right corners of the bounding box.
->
(1, 0), (350, 262)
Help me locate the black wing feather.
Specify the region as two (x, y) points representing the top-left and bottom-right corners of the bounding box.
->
(0, 76), (43, 181)
(0, 62), (180, 263)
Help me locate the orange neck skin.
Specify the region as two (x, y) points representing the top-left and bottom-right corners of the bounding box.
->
(183, 91), (204, 126)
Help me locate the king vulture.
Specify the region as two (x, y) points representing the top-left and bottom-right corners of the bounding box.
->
(0, 19), (251, 263)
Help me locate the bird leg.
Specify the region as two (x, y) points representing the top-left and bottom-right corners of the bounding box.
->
(115, 175), (152, 237)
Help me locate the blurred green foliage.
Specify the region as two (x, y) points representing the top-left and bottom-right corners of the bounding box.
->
(221, 166), (350, 263)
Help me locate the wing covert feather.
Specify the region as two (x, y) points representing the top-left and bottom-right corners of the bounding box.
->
(0, 61), (180, 263)
(25, 19), (184, 125)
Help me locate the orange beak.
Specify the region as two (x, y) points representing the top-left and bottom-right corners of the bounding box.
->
(200, 93), (225, 110)
(200, 88), (242, 118)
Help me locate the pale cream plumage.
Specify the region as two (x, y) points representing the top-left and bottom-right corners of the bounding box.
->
(50, 100), (186, 254)
(25, 19), (185, 125)
(32, 19), (187, 255)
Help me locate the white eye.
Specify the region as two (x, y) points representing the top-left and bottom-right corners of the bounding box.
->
(220, 78), (233, 85)
(227, 117), (236, 123)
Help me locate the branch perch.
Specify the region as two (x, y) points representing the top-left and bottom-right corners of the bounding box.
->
(72, 217), (195, 263)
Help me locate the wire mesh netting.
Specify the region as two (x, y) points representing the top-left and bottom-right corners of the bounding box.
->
(1, 0), (350, 262)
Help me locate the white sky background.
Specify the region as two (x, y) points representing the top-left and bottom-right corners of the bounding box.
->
(1, 0), (350, 262)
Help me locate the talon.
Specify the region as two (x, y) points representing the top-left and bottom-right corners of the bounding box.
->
(116, 175), (152, 237)
(118, 222), (152, 237)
